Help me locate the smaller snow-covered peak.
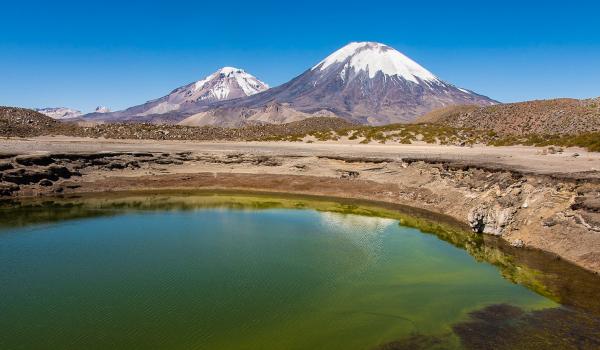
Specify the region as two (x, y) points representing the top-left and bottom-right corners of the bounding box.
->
(95, 106), (110, 113)
(313, 42), (439, 84)
(192, 67), (269, 96)
(36, 107), (82, 119)
(137, 67), (270, 116)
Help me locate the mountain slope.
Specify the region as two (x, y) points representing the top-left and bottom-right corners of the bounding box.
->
(84, 67), (268, 122)
(179, 103), (339, 127)
(181, 42), (496, 126)
(415, 97), (600, 135)
(35, 107), (83, 119)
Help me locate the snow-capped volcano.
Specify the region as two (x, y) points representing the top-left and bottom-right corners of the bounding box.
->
(83, 67), (269, 122)
(312, 42), (439, 84)
(82, 43), (495, 126)
(181, 42), (496, 126)
(165, 67), (269, 106)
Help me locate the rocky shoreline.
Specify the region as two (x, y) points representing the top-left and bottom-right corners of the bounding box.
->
(1, 145), (599, 274)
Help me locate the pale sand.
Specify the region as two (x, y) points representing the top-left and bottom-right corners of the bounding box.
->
(2, 136), (599, 176)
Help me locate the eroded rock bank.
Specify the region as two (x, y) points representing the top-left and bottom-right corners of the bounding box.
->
(1, 150), (599, 273)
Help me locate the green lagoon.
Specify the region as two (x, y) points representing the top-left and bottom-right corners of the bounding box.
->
(0, 193), (598, 349)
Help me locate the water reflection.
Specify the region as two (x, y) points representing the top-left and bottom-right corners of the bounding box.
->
(320, 212), (395, 264)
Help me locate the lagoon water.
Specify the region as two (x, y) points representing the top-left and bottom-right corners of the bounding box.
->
(0, 195), (594, 349)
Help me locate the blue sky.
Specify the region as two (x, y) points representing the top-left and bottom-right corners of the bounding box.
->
(1, 0), (599, 112)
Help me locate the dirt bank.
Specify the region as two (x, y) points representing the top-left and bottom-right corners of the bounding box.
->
(2, 136), (600, 176)
(1, 137), (600, 273)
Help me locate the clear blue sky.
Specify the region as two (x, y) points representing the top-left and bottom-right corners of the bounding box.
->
(1, 0), (599, 112)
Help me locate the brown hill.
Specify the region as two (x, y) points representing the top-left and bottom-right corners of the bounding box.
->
(415, 97), (600, 136)
(0, 107), (79, 137)
(0, 106), (353, 141)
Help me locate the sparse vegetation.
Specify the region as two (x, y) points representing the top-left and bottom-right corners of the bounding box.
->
(295, 123), (600, 152)
(490, 132), (600, 152)
(417, 98), (600, 136)
(2, 106), (599, 152)
(306, 123), (488, 146)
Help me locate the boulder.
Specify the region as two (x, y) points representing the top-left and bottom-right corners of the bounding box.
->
(511, 239), (524, 248)
(39, 179), (53, 187)
(338, 170), (360, 179)
(14, 154), (54, 166)
(1, 166), (76, 185)
(0, 162), (14, 171)
(468, 205), (515, 236)
(0, 183), (19, 196)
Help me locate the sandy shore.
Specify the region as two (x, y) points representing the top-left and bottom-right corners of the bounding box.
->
(1, 136), (600, 273)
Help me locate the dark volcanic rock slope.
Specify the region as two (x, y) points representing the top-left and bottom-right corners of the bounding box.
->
(181, 42), (496, 126)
